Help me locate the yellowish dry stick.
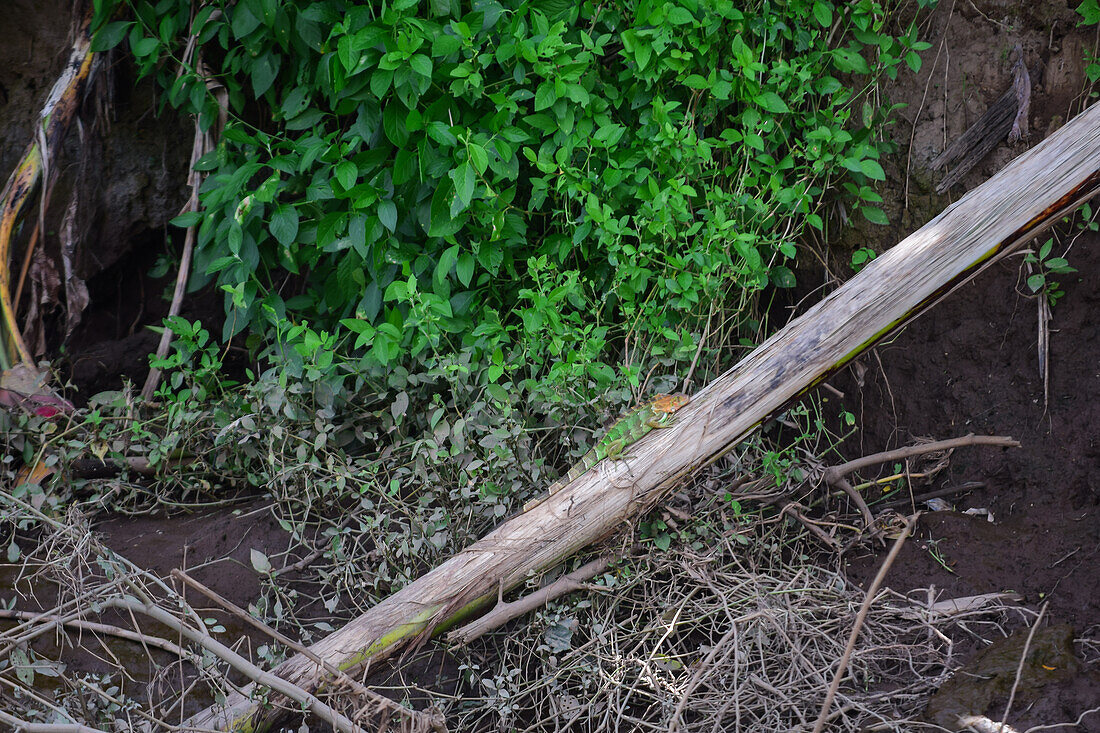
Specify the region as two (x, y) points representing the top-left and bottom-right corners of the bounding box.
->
(811, 513), (917, 733)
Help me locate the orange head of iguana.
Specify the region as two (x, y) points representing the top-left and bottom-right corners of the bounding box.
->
(650, 393), (690, 415)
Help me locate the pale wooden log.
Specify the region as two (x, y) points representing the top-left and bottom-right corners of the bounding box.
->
(184, 101), (1100, 732)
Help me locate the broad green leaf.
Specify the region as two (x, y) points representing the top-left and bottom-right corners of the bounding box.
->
(683, 74), (709, 90)
(391, 391), (410, 420)
(861, 206), (889, 225)
(456, 252), (475, 286)
(270, 205), (299, 246)
(410, 54), (433, 77)
(171, 211), (203, 228)
(228, 222), (243, 254)
(485, 383), (509, 403)
(428, 182), (461, 237)
(251, 52), (280, 97)
(565, 84), (590, 104)
(666, 6), (694, 24)
(92, 21), (132, 52)
(231, 3), (261, 38)
(250, 549), (272, 574)
(383, 103), (409, 146)
(468, 143), (488, 174)
(280, 86), (310, 119)
(453, 161), (475, 205)
(11, 647), (32, 684)
(906, 51), (922, 73)
(436, 244), (460, 284)
(1079, 0), (1100, 24)
(431, 0), (455, 17)
(335, 161), (358, 190)
(378, 199), (397, 232)
(130, 36), (160, 57)
(755, 92), (789, 113)
(534, 82), (556, 111)
(433, 33), (462, 56)
(859, 159), (886, 181)
(832, 47), (871, 74)
(371, 69), (394, 97)
(338, 35), (359, 72)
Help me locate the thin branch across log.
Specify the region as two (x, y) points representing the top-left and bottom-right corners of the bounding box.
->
(185, 101), (1100, 732)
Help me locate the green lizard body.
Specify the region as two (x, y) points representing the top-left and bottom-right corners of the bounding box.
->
(524, 393), (690, 512)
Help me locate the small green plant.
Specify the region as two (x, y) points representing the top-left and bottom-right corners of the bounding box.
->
(148, 316), (230, 401)
(761, 445), (806, 488)
(640, 517), (673, 552)
(1023, 237), (1076, 306)
(924, 536), (956, 574)
(851, 246), (878, 271)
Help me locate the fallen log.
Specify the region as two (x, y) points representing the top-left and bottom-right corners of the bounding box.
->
(184, 100), (1100, 731)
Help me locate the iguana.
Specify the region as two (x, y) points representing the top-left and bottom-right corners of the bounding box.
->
(524, 393), (690, 512)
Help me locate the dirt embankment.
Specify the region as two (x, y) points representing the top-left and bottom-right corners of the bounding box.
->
(839, 1), (1100, 727)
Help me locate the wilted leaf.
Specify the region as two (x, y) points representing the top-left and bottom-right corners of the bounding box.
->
(250, 548), (272, 574)
(391, 391), (409, 421)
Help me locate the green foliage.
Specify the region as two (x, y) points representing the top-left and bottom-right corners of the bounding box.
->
(1078, 0), (1100, 86)
(92, 0), (930, 404)
(148, 316), (232, 401)
(1080, 0), (1100, 26)
(1020, 201), (1094, 308)
(1024, 237), (1076, 306)
(850, 246), (877, 271)
(1, 352), (548, 592)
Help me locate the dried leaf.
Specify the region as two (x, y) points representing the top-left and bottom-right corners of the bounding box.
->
(250, 548), (273, 574)
(391, 390), (409, 421)
(60, 194), (89, 340)
(23, 244), (62, 357)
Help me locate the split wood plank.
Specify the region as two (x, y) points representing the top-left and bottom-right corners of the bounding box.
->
(930, 83), (1018, 192)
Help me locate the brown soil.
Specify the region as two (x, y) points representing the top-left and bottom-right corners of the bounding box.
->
(835, 0), (1100, 728)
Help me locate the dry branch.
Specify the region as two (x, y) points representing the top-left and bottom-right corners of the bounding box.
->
(0, 711), (107, 733)
(141, 56), (227, 400)
(823, 434), (1019, 523)
(185, 100), (1100, 732)
(811, 513), (917, 733)
(824, 434), (1019, 482)
(447, 555), (614, 646)
(171, 569), (442, 732)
